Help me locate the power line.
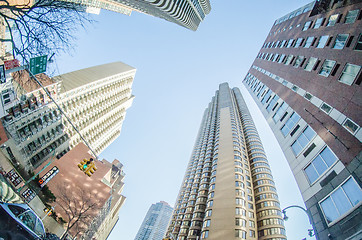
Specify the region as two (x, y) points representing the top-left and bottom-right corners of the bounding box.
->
(25, 67), (99, 159)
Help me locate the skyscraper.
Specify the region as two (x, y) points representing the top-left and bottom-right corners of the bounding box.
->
(114, 0), (211, 31)
(135, 201), (173, 240)
(242, 1), (362, 239)
(166, 83), (285, 240)
(53, 62), (136, 156)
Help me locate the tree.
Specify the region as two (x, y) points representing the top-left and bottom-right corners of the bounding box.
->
(55, 185), (101, 240)
(0, 0), (91, 62)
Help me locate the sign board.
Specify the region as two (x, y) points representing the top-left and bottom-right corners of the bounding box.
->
(4, 59), (20, 70)
(29, 55), (47, 75)
(0, 65), (5, 83)
(22, 188), (36, 203)
(39, 166), (59, 188)
(6, 169), (22, 187)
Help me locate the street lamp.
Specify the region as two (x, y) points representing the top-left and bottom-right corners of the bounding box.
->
(282, 205), (315, 237)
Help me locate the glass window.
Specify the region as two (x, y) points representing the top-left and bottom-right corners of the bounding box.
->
(261, 90), (272, 105)
(316, 35), (329, 48)
(18, 210), (37, 232)
(333, 34), (349, 49)
(294, 38), (303, 48)
(281, 112), (301, 136)
(34, 219), (45, 237)
(354, 34), (362, 51)
(345, 10), (359, 24)
(280, 40), (286, 48)
(235, 230), (247, 238)
(320, 177), (362, 224)
(327, 14), (339, 26)
(278, 54), (286, 63)
(319, 60), (336, 77)
(284, 55), (294, 65)
(294, 56), (305, 68)
(304, 57), (318, 72)
(286, 39), (294, 48)
(304, 147), (338, 183)
(343, 118), (359, 134)
(201, 230), (209, 238)
(304, 36), (314, 48)
(320, 103), (332, 113)
(314, 17), (324, 29)
(266, 95), (279, 113)
(236, 218), (246, 227)
(339, 63), (361, 85)
(273, 102), (288, 122)
(291, 126), (316, 155)
(303, 21), (312, 31)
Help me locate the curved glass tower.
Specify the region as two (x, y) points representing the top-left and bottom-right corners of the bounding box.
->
(166, 83), (285, 240)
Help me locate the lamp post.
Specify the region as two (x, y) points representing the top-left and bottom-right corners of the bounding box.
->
(282, 205), (315, 238)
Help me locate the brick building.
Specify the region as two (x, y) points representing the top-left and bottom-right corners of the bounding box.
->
(243, 1), (362, 239)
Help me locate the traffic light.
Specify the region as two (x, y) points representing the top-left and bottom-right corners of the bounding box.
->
(78, 158), (97, 177)
(84, 161), (97, 177)
(78, 158), (88, 171)
(43, 207), (52, 216)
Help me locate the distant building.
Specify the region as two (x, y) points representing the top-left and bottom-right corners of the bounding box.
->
(167, 83), (285, 240)
(243, 1), (362, 239)
(135, 201), (173, 240)
(53, 61), (136, 156)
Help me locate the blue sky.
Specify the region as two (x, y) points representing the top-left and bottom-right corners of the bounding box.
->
(55, 1), (316, 239)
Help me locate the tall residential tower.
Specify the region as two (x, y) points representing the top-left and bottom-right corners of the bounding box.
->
(166, 83), (285, 240)
(243, 1), (362, 239)
(53, 62), (136, 156)
(135, 201), (173, 240)
(115, 0), (211, 31)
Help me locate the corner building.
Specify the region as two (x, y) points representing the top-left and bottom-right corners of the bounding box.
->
(243, 1), (362, 239)
(166, 83), (285, 240)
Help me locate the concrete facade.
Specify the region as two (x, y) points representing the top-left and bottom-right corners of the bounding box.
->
(166, 83), (285, 240)
(243, 1), (362, 239)
(53, 62), (136, 156)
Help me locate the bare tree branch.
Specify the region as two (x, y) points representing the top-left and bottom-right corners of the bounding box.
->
(0, 0), (93, 64)
(55, 185), (101, 239)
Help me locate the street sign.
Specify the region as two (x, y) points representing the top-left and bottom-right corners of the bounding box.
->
(22, 188), (36, 203)
(29, 55), (47, 75)
(0, 64), (6, 83)
(4, 59), (20, 70)
(39, 166), (59, 188)
(6, 169), (22, 187)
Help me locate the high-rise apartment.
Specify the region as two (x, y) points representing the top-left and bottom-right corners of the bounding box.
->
(1, 71), (69, 170)
(53, 62), (136, 156)
(114, 0), (211, 31)
(243, 1), (362, 239)
(62, 0), (133, 15)
(135, 201), (173, 240)
(166, 83), (285, 240)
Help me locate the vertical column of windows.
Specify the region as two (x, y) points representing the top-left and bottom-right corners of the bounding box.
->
(232, 88), (286, 240)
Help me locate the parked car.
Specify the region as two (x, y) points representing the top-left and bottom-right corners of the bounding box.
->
(0, 202), (46, 240)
